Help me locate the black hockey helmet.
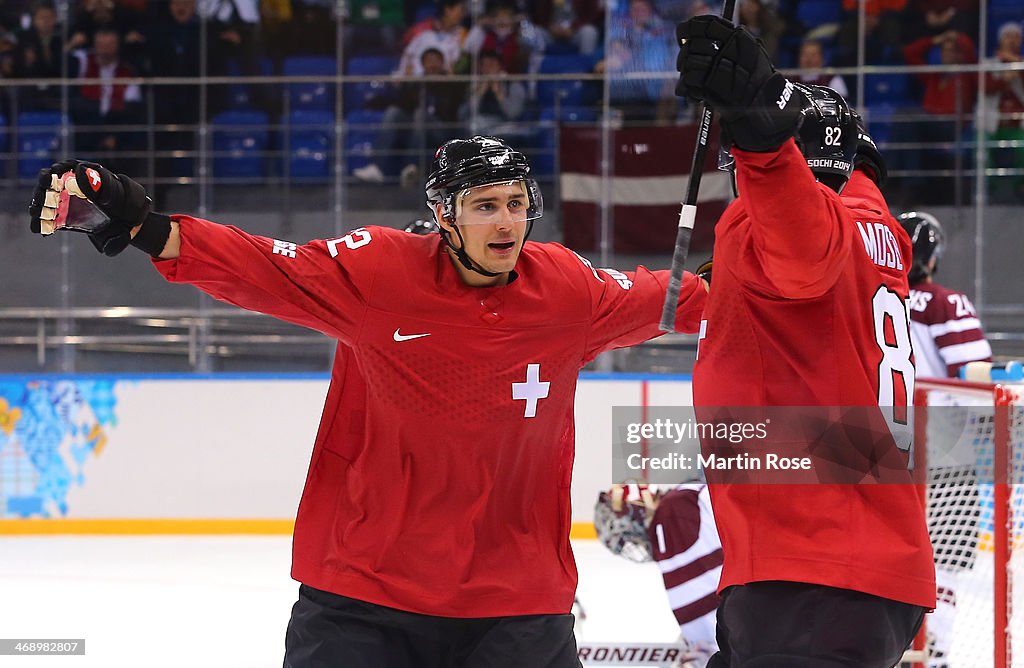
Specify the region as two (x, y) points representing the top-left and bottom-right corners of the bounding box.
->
(898, 211), (945, 284)
(425, 135), (543, 225)
(792, 83), (858, 193)
(403, 218), (439, 235)
(425, 136), (543, 277)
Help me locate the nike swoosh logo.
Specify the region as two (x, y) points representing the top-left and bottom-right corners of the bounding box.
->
(393, 329), (431, 342)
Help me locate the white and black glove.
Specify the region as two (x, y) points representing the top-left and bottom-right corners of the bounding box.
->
(676, 15), (803, 152)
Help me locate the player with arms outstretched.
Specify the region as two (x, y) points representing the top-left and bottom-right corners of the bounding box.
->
(675, 15), (935, 666)
(28, 136), (708, 668)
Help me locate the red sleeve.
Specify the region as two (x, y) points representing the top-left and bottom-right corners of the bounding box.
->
(732, 139), (853, 299)
(152, 215), (378, 344)
(903, 36), (932, 66)
(573, 251), (707, 363)
(956, 33), (978, 64)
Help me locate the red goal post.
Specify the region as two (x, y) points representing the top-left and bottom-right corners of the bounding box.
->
(912, 377), (1023, 668)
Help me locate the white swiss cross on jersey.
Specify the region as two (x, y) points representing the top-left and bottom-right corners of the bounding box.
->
(512, 363), (550, 418)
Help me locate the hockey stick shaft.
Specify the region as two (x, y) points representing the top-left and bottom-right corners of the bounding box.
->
(658, 0), (736, 333)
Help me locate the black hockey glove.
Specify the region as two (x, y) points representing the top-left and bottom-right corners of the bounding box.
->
(851, 109), (887, 187)
(676, 15), (802, 152)
(29, 160), (160, 257)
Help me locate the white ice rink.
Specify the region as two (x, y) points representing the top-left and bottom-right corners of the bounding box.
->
(1, 536), (681, 668)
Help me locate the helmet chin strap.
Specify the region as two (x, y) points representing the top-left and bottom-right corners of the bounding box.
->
(439, 223), (502, 278)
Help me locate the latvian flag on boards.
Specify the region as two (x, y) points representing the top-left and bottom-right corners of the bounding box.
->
(559, 124), (731, 254)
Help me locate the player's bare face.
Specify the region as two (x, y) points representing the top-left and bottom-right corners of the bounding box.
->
(447, 183), (530, 286)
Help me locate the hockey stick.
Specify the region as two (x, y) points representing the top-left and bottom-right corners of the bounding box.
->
(658, 0), (736, 333)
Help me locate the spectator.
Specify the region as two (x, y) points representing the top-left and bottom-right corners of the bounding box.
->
(463, 1), (533, 74)
(461, 50), (527, 138)
(197, 0), (269, 115)
(986, 21), (1024, 201)
(148, 0), (201, 184)
(738, 0), (784, 60)
(354, 48), (465, 187)
(532, 0), (601, 56)
(902, 29), (978, 202)
(70, 26), (142, 169)
(906, 0), (979, 43)
(280, 0), (336, 58)
(597, 0), (677, 123)
(66, 0), (146, 70)
(796, 39), (848, 100)
(399, 0), (467, 76)
(835, 0), (904, 71)
(9, 1), (66, 111)
(904, 29), (977, 118)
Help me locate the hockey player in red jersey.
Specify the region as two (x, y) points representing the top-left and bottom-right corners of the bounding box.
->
(899, 211), (992, 380)
(28, 136), (708, 668)
(675, 15), (935, 667)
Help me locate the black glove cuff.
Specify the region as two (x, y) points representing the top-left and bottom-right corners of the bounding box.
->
(854, 153), (887, 187)
(129, 212), (172, 257)
(720, 74), (803, 153)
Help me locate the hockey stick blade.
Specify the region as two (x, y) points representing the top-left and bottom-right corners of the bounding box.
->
(658, 0), (736, 333)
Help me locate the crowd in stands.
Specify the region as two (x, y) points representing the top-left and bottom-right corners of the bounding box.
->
(0, 0), (1020, 201)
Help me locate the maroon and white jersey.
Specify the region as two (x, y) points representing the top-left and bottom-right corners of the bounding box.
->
(647, 484), (721, 655)
(152, 218), (707, 618)
(908, 282), (992, 379)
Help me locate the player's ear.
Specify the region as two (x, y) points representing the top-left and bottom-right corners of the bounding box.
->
(433, 203), (455, 233)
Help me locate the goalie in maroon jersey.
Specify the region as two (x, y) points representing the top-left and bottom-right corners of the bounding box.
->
(676, 14), (935, 667)
(28, 136), (709, 668)
(594, 483), (722, 668)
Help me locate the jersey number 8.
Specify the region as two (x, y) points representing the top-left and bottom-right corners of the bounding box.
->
(872, 285), (915, 451)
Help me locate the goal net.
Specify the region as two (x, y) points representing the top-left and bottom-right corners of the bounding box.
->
(914, 377), (1024, 668)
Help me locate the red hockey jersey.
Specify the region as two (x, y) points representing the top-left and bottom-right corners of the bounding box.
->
(692, 143), (936, 609)
(908, 281), (991, 379)
(153, 218), (706, 617)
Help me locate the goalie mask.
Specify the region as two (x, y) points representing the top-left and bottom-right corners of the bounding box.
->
(792, 83), (858, 193)
(898, 211), (945, 284)
(593, 484), (662, 563)
(425, 136), (543, 277)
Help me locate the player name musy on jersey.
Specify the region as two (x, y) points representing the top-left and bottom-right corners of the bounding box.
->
(855, 220), (905, 271)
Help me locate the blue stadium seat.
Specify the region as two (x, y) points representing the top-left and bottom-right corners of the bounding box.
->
(211, 110), (269, 179)
(536, 55), (597, 109)
(344, 56), (399, 112)
(864, 104), (897, 147)
(283, 56), (337, 112)
(345, 109), (383, 175)
(796, 0), (842, 28)
(226, 58), (275, 110)
(864, 73), (911, 107)
(17, 111), (64, 179)
(286, 110), (334, 181)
